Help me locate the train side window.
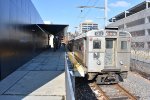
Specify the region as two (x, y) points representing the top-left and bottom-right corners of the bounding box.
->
(106, 40), (113, 48)
(79, 45), (82, 51)
(121, 41), (127, 50)
(93, 40), (101, 49)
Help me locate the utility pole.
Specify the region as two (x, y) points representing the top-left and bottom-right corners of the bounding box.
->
(104, 0), (108, 27)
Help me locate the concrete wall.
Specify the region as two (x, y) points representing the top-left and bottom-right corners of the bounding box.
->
(131, 59), (150, 76)
(0, 0), (48, 80)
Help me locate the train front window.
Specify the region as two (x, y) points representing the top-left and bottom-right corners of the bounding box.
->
(106, 40), (113, 48)
(121, 41), (127, 50)
(93, 40), (101, 49)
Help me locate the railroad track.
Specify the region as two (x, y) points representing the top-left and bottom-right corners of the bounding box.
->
(89, 82), (138, 100)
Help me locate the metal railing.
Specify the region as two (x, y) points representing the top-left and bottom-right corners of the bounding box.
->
(65, 53), (75, 100)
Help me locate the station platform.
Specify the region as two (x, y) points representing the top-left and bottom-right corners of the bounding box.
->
(0, 47), (66, 100)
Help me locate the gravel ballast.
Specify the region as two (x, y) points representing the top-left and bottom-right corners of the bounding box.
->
(119, 72), (150, 100)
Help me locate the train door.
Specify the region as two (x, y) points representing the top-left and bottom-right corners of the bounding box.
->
(105, 39), (116, 67)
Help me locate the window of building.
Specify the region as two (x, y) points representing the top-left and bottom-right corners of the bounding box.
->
(148, 29), (150, 35)
(93, 24), (98, 25)
(137, 42), (145, 48)
(130, 30), (145, 37)
(82, 25), (88, 27)
(93, 25), (97, 26)
(93, 40), (101, 49)
(82, 28), (87, 30)
(121, 41), (127, 50)
(82, 24), (87, 25)
(82, 30), (87, 32)
(131, 42), (145, 49)
(118, 24), (124, 30)
(93, 28), (98, 30)
(148, 16), (150, 23)
(93, 26), (98, 28)
(147, 42), (150, 49)
(126, 18), (145, 28)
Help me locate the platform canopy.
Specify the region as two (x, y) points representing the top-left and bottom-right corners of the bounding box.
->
(37, 24), (69, 36)
(26, 24), (68, 37)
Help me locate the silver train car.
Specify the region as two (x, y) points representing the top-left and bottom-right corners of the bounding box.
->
(69, 28), (131, 84)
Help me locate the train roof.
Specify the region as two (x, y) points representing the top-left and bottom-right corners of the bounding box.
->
(74, 30), (103, 40)
(74, 29), (131, 40)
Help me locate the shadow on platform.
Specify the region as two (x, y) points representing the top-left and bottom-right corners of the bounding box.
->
(0, 46), (66, 100)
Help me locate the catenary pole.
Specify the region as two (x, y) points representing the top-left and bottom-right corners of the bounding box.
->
(104, 0), (108, 27)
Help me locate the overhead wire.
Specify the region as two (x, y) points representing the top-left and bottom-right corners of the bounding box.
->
(79, 0), (106, 29)
(78, 0), (92, 17)
(81, 0), (100, 20)
(71, 0), (92, 32)
(77, 0), (100, 28)
(71, 0), (100, 32)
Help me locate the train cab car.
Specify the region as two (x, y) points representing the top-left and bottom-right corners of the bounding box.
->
(71, 28), (131, 84)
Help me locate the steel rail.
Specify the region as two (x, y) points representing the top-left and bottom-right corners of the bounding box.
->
(115, 84), (137, 100)
(93, 82), (110, 100)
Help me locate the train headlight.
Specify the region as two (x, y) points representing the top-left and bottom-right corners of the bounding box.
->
(124, 65), (127, 68)
(97, 60), (101, 65)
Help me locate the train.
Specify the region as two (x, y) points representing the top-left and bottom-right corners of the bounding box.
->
(68, 28), (132, 84)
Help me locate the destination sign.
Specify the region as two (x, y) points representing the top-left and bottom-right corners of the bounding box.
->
(95, 31), (104, 36)
(106, 31), (117, 36)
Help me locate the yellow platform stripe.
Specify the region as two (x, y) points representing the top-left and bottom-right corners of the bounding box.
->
(68, 52), (85, 77)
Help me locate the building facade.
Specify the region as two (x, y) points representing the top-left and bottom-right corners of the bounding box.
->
(108, 1), (150, 63)
(79, 20), (98, 33)
(0, 0), (48, 80)
(108, 0), (150, 74)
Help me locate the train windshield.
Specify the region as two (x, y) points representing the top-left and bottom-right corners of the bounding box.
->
(106, 40), (113, 48)
(93, 40), (101, 49)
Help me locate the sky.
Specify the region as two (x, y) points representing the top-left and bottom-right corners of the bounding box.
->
(31, 0), (145, 32)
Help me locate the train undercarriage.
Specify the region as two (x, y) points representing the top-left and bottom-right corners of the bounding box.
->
(87, 71), (128, 84)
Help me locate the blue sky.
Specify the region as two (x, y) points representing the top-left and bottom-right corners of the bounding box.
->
(31, 0), (145, 32)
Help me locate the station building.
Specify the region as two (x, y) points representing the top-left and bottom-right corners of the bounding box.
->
(0, 0), (68, 80)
